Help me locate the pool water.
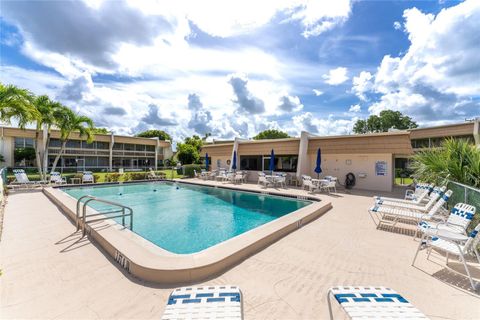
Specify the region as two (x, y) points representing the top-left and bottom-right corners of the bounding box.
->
(62, 182), (311, 254)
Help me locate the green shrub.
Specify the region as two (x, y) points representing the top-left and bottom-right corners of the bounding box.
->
(127, 172), (147, 181)
(179, 164), (203, 178)
(105, 173), (121, 182)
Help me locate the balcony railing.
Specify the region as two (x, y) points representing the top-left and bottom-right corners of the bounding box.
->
(49, 147), (156, 157)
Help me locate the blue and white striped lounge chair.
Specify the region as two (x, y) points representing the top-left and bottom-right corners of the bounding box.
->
(374, 184), (434, 205)
(413, 222), (480, 290)
(327, 286), (428, 319)
(369, 190), (452, 230)
(161, 285), (243, 320)
(82, 171), (94, 184)
(374, 186), (446, 212)
(418, 203), (476, 235)
(49, 171), (67, 184)
(12, 169), (47, 188)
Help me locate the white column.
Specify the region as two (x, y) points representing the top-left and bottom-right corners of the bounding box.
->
(474, 117), (480, 148)
(155, 138), (159, 170)
(296, 131), (310, 179)
(109, 133), (114, 172)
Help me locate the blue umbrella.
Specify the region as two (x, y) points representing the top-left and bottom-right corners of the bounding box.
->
(314, 148), (322, 178)
(205, 153), (209, 171)
(269, 149), (275, 175)
(231, 151), (237, 171)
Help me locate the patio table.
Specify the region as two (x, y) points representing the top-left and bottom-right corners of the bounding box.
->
(265, 175), (283, 187)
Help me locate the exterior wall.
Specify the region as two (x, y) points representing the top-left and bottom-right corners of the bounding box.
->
(237, 139), (299, 155)
(409, 122), (474, 139)
(0, 137), (14, 167)
(305, 153), (394, 192)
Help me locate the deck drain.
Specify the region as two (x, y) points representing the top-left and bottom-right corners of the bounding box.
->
(114, 250), (131, 273)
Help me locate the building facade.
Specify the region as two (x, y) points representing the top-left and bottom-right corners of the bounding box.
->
(201, 120), (480, 192)
(0, 126), (173, 171)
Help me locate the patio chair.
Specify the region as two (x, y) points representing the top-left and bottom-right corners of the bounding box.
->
(276, 173), (287, 188)
(374, 186), (446, 212)
(418, 203), (476, 236)
(301, 175), (319, 193)
(49, 171), (67, 184)
(193, 169), (200, 179)
(322, 180), (337, 193)
(82, 171), (95, 184)
(327, 286), (428, 319)
(369, 190), (452, 230)
(147, 168), (158, 180)
(12, 169), (46, 188)
(404, 182), (432, 200)
(412, 222), (480, 290)
(233, 172), (244, 184)
(374, 184), (434, 205)
(257, 172), (271, 187)
(215, 171), (227, 181)
(161, 285), (243, 320)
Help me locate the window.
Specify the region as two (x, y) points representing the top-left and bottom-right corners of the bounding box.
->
(85, 157), (97, 166)
(49, 139), (62, 148)
(262, 155), (298, 172)
(146, 145), (155, 152)
(82, 141), (95, 149)
(135, 144), (146, 152)
(98, 157), (109, 167)
(14, 137), (35, 149)
(66, 140), (81, 148)
(240, 156), (262, 171)
(96, 142), (109, 149)
(113, 143), (124, 150)
(124, 144), (134, 151)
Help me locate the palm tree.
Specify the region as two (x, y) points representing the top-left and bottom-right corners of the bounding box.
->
(50, 107), (94, 173)
(32, 95), (63, 179)
(0, 83), (38, 128)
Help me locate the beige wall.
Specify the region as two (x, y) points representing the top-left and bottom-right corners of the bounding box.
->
(0, 137), (14, 167)
(238, 139), (299, 155)
(410, 123), (474, 139)
(306, 153), (394, 192)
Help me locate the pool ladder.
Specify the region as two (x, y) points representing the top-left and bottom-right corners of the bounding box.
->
(76, 195), (133, 237)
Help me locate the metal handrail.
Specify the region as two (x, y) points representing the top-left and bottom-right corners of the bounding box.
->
(76, 195), (133, 237)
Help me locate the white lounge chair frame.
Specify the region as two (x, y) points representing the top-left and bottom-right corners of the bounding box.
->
(374, 186), (446, 212)
(11, 169), (47, 188)
(369, 190), (452, 231)
(162, 285), (243, 320)
(412, 222), (480, 290)
(327, 286), (427, 319)
(374, 184), (434, 205)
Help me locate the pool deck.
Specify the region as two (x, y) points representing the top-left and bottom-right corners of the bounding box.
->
(1, 179), (479, 319)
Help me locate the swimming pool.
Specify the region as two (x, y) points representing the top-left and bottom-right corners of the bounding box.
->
(62, 182), (312, 254)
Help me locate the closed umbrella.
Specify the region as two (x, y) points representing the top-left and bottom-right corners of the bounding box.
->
(269, 149), (275, 175)
(205, 153), (209, 171)
(232, 151), (237, 172)
(314, 148), (322, 178)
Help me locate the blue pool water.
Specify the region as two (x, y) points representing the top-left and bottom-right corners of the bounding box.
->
(62, 182), (311, 254)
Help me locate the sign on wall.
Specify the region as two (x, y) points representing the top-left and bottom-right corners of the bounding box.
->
(375, 161), (387, 176)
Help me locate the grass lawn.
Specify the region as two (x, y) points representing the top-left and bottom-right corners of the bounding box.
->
(7, 169), (183, 183)
(395, 177), (413, 185)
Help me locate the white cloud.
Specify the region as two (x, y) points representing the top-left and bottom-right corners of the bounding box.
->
(351, 71), (373, 101)
(393, 21), (402, 30)
(312, 89), (324, 96)
(292, 112), (356, 136)
(362, 0), (480, 122)
(322, 67), (349, 85)
(348, 104), (361, 113)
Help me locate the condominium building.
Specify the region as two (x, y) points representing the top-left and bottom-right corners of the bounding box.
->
(201, 120), (479, 192)
(0, 126), (173, 171)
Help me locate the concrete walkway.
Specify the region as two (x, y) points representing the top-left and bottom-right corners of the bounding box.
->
(1, 182), (479, 319)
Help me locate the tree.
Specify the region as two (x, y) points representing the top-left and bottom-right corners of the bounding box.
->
(91, 127), (110, 134)
(184, 135), (203, 152)
(136, 129), (171, 141)
(353, 110), (418, 134)
(176, 144), (200, 165)
(14, 147), (36, 166)
(50, 107), (94, 173)
(0, 83), (38, 128)
(32, 95), (63, 179)
(253, 129), (290, 140)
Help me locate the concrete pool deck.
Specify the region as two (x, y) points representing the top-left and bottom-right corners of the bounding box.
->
(1, 180), (479, 319)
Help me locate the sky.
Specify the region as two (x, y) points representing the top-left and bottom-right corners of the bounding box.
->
(1, 0), (479, 142)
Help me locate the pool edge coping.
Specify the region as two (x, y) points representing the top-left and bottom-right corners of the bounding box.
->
(43, 181), (332, 284)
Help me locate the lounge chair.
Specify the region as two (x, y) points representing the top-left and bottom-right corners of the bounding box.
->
(404, 182), (432, 201)
(418, 203), (476, 235)
(147, 168), (158, 180)
(161, 285), (243, 320)
(82, 171), (95, 184)
(327, 286), (428, 319)
(11, 169), (47, 188)
(369, 190), (452, 230)
(374, 184), (434, 205)
(49, 171), (67, 184)
(412, 222), (480, 290)
(373, 186), (446, 212)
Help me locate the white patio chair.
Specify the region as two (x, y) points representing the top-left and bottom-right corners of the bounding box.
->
(322, 180), (337, 193)
(327, 286), (428, 319)
(302, 176), (319, 193)
(215, 171), (227, 181)
(49, 171), (67, 184)
(418, 203), (476, 236)
(374, 186), (446, 212)
(257, 172), (271, 188)
(276, 173), (287, 188)
(233, 172), (244, 184)
(404, 182), (432, 201)
(369, 190), (452, 230)
(82, 171), (95, 184)
(147, 168), (158, 180)
(374, 184), (434, 205)
(412, 222), (480, 290)
(162, 285), (243, 320)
